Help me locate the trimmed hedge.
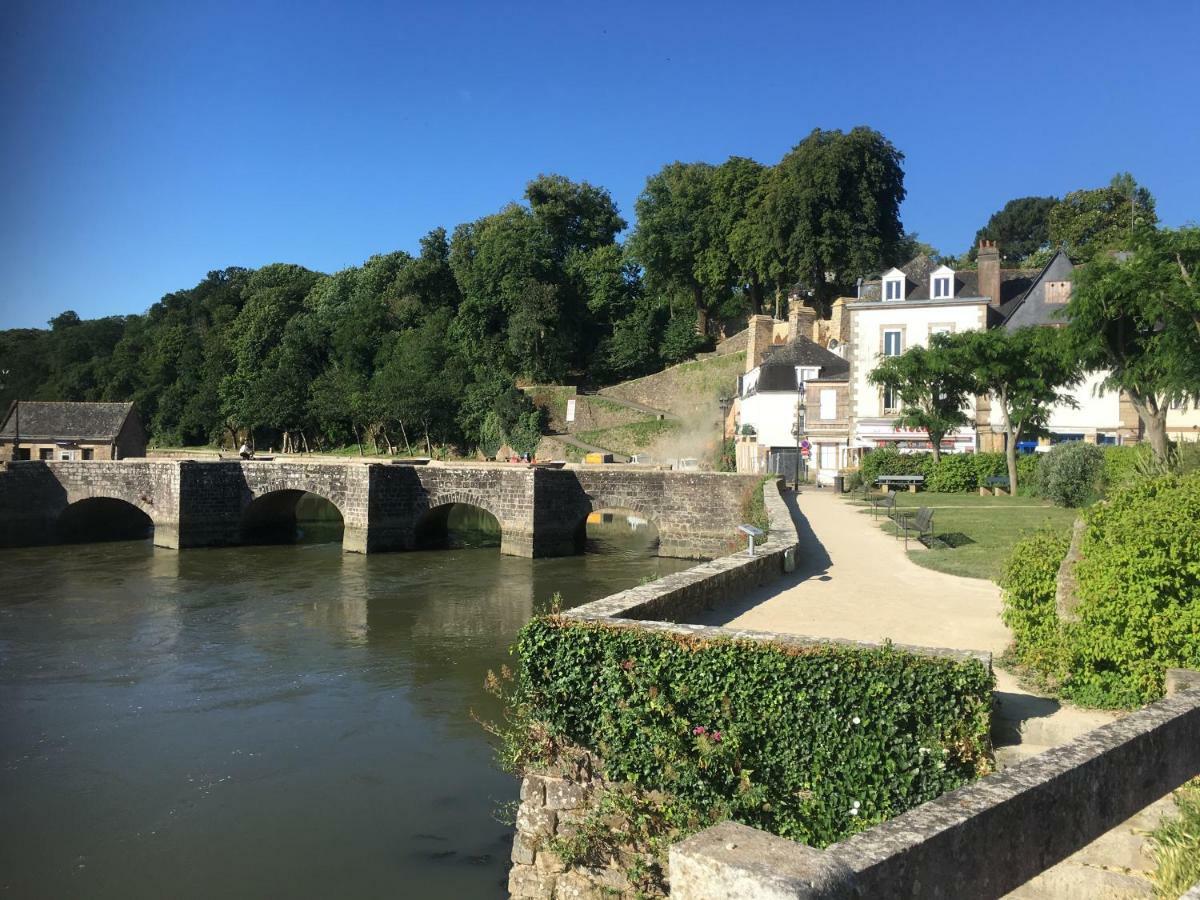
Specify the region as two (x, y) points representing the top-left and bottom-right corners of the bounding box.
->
(513, 617), (993, 848)
(1102, 444), (1151, 491)
(862, 448), (1012, 493)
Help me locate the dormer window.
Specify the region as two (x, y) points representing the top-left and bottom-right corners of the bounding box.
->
(930, 265), (955, 299)
(882, 268), (905, 302)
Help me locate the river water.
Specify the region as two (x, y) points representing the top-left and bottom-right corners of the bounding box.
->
(0, 505), (688, 899)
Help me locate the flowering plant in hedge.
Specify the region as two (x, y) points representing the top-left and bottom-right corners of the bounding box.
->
(505, 617), (993, 849)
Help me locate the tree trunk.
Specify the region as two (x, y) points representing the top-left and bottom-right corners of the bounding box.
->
(1128, 392), (1170, 461)
(929, 432), (943, 464)
(749, 275), (764, 316)
(352, 424), (364, 457)
(692, 284), (707, 336)
(399, 421), (410, 454)
(999, 396), (1019, 494)
(301, 431), (310, 454)
(774, 284), (782, 320)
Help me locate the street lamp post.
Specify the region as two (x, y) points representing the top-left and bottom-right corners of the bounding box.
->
(791, 382), (806, 491)
(719, 396), (732, 444)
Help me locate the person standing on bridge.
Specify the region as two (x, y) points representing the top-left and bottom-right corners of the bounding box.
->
(239, 442), (252, 460)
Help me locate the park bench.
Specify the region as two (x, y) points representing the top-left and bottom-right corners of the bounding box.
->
(982, 474), (1010, 497)
(872, 492), (897, 520)
(877, 474), (924, 493)
(898, 507), (935, 550)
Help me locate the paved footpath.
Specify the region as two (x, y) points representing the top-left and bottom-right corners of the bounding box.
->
(694, 487), (1174, 899)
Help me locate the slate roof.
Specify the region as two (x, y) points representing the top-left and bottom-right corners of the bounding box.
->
(0, 401), (136, 441)
(858, 255), (1038, 306)
(755, 337), (850, 391)
(999, 250), (1075, 328)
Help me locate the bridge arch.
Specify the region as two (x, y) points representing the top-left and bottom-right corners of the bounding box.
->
(572, 498), (662, 556)
(239, 489), (346, 546)
(411, 500), (502, 550)
(55, 496), (155, 544)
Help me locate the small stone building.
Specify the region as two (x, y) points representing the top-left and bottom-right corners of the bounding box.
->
(0, 401), (146, 461)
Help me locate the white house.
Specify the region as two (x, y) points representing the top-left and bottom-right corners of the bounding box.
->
(846, 254), (993, 453)
(736, 334), (851, 484)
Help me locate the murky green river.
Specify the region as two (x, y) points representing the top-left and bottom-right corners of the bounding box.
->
(0, 505), (687, 899)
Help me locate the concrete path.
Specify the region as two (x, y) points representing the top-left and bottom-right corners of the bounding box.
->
(693, 486), (1011, 657)
(692, 488), (1176, 898)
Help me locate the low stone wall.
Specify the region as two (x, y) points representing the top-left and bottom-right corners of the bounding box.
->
(669, 670), (1200, 899)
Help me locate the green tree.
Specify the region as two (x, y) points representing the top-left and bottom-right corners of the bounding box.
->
(867, 333), (976, 463)
(956, 327), (1082, 493)
(1065, 227), (1200, 460)
(627, 161), (720, 335)
(970, 196), (1059, 263)
(761, 127), (906, 315)
(1048, 173), (1157, 261)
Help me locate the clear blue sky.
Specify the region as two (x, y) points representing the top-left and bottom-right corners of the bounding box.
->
(2, 0), (1197, 329)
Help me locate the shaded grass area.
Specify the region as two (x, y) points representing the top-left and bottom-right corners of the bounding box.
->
(577, 419), (678, 457)
(846, 491), (1079, 582)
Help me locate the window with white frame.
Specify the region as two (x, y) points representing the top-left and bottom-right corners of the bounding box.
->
(883, 329), (902, 356)
(930, 265), (955, 299)
(882, 268), (905, 301)
(819, 389), (836, 420)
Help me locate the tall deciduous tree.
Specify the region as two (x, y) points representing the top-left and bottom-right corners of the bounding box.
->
(1048, 173), (1157, 261)
(955, 328), (1080, 494)
(627, 161), (719, 335)
(971, 196), (1059, 263)
(955, 327), (1081, 493)
(1066, 227), (1200, 460)
(867, 333), (976, 463)
(761, 128), (906, 315)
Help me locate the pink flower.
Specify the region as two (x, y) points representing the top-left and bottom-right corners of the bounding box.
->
(692, 725), (707, 735)
(711, 730), (723, 742)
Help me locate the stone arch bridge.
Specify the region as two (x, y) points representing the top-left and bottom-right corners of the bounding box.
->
(0, 461), (759, 559)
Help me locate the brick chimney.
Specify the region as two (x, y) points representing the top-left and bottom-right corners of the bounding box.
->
(787, 295), (817, 342)
(745, 315), (775, 374)
(977, 239), (1001, 308)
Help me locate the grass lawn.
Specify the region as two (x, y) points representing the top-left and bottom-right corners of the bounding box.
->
(846, 491), (1079, 582)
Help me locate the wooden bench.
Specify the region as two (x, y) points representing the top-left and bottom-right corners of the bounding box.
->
(898, 507), (935, 550)
(877, 474), (924, 493)
(981, 475), (1010, 497)
(872, 492), (897, 520)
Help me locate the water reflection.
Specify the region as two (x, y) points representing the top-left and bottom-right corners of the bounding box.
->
(0, 513), (691, 900)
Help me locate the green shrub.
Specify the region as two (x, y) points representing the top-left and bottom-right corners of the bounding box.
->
(1000, 528), (1071, 678)
(1062, 473), (1200, 707)
(1037, 442), (1105, 507)
(508, 618), (993, 849)
(926, 454), (979, 492)
(845, 470), (864, 492)
(1016, 453), (1041, 494)
(860, 448), (933, 486)
(1102, 444), (1150, 491)
(971, 452), (1008, 484)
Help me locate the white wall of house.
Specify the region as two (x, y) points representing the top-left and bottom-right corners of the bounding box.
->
(1167, 399), (1200, 442)
(739, 391), (802, 449)
(1046, 371), (1123, 434)
(848, 298), (988, 451)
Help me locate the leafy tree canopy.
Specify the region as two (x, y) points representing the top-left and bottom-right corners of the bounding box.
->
(1048, 173), (1157, 261)
(970, 195), (1059, 263)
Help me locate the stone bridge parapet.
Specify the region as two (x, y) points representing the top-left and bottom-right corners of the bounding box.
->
(0, 460), (760, 559)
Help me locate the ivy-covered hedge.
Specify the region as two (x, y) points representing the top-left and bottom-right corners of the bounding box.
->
(1000, 473), (1200, 708)
(512, 617), (993, 848)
